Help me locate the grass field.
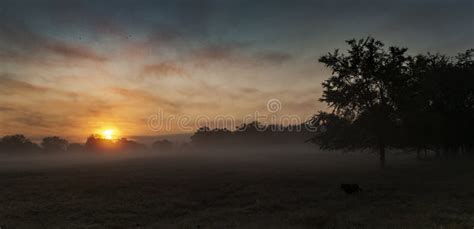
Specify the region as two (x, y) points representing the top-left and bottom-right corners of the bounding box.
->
(1, 149), (473, 228)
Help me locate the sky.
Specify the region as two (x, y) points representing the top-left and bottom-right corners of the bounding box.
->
(0, 0), (473, 142)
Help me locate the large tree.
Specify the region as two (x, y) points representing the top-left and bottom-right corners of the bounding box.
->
(0, 134), (40, 153)
(313, 37), (411, 167)
(400, 50), (474, 157)
(41, 136), (69, 153)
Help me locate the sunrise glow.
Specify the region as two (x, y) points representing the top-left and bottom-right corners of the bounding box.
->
(101, 129), (116, 140)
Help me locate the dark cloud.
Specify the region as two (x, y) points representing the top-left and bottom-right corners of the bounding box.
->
(0, 81), (122, 135)
(3, 0), (472, 62)
(147, 25), (183, 45)
(0, 21), (107, 64)
(45, 43), (106, 62)
(141, 62), (186, 79)
(0, 75), (119, 115)
(2, 109), (85, 133)
(0, 106), (15, 112)
(255, 51), (293, 65)
(191, 43), (249, 61)
(239, 87), (261, 94)
(189, 42), (293, 67)
(90, 18), (129, 37)
(0, 75), (78, 98)
(11, 112), (50, 128)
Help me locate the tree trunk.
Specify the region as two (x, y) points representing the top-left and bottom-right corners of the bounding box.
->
(379, 144), (386, 168)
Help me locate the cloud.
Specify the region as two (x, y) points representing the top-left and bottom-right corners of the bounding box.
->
(146, 24), (184, 46)
(191, 43), (246, 61)
(11, 112), (50, 128)
(239, 87), (261, 94)
(0, 21), (107, 65)
(189, 42), (293, 67)
(92, 18), (129, 37)
(0, 107), (86, 135)
(140, 62), (187, 79)
(0, 74), (116, 117)
(45, 43), (107, 62)
(108, 87), (178, 111)
(0, 106), (15, 112)
(0, 75), (78, 98)
(255, 51), (293, 65)
(0, 77), (124, 137)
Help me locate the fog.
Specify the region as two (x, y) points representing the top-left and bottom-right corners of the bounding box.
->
(0, 144), (414, 172)
(2, 144), (473, 228)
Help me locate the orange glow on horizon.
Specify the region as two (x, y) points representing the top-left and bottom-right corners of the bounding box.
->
(102, 129), (114, 140)
(96, 127), (120, 140)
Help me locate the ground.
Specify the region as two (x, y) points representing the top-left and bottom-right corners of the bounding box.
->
(0, 149), (473, 228)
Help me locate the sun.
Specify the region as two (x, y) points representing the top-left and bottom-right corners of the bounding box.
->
(95, 126), (121, 140)
(102, 129), (115, 140)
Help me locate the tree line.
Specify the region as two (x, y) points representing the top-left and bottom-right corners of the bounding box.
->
(310, 37), (473, 167)
(0, 134), (174, 154)
(190, 121), (314, 147)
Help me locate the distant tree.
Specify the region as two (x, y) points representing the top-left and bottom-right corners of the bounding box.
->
(190, 127), (213, 147)
(312, 37), (411, 167)
(84, 135), (147, 153)
(117, 138), (147, 152)
(41, 136), (69, 153)
(190, 121), (314, 147)
(85, 134), (113, 152)
(235, 121), (266, 133)
(67, 143), (85, 153)
(0, 134), (40, 153)
(85, 134), (99, 152)
(152, 139), (173, 152)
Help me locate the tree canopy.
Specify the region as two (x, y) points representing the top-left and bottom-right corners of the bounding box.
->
(311, 37), (473, 167)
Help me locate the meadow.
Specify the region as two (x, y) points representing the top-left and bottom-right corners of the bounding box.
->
(1, 148), (473, 228)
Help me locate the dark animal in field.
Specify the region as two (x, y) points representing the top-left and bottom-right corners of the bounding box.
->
(340, 184), (362, 194)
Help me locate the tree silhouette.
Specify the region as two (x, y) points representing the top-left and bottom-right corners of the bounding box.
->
(313, 37), (411, 167)
(85, 134), (114, 152)
(116, 138), (147, 152)
(397, 50), (474, 158)
(84, 135), (146, 153)
(190, 121), (314, 147)
(41, 136), (69, 153)
(0, 134), (40, 153)
(312, 38), (473, 165)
